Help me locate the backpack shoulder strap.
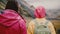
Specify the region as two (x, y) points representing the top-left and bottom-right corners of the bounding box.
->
(33, 20), (39, 26)
(0, 10), (4, 14)
(45, 20), (49, 26)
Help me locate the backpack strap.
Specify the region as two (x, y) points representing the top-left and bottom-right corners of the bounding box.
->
(33, 20), (40, 34)
(45, 20), (49, 25)
(0, 10), (4, 14)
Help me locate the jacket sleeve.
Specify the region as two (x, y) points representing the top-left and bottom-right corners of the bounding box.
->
(27, 21), (35, 34)
(47, 21), (56, 34)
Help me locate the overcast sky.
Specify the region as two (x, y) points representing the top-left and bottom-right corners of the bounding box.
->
(24, 0), (60, 9)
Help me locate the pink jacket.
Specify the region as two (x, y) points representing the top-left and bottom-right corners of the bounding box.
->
(0, 9), (27, 34)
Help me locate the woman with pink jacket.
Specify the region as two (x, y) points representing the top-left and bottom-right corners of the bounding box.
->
(0, 0), (27, 34)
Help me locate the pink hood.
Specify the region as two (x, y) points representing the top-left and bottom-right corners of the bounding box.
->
(0, 9), (27, 34)
(0, 9), (20, 27)
(34, 6), (46, 18)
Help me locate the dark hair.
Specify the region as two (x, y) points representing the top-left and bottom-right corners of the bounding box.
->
(5, 0), (18, 12)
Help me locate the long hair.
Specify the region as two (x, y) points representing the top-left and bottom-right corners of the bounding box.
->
(5, 0), (18, 12)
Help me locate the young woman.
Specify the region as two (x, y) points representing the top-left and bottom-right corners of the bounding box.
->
(0, 0), (27, 34)
(27, 6), (56, 34)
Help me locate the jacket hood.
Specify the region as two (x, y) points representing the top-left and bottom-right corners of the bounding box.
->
(34, 6), (46, 18)
(0, 9), (21, 27)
